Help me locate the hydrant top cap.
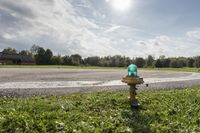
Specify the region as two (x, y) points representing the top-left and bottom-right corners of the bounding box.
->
(128, 64), (138, 76)
(128, 64), (137, 68)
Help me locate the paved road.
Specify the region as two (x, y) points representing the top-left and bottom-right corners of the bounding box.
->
(0, 68), (200, 97)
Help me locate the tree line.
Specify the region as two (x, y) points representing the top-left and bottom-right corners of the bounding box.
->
(1, 45), (200, 68)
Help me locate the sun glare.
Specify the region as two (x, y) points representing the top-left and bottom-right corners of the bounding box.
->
(111, 0), (132, 11)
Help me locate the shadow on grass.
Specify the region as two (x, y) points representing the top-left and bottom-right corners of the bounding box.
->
(120, 106), (154, 133)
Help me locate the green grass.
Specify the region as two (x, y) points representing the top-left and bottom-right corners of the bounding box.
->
(142, 67), (200, 73)
(0, 65), (126, 70)
(0, 88), (200, 132)
(1, 65), (200, 72)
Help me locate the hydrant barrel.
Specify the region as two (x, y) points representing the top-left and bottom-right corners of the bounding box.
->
(128, 64), (137, 76)
(122, 64), (144, 108)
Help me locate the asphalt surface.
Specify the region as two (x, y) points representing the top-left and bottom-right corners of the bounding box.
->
(0, 68), (200, 97)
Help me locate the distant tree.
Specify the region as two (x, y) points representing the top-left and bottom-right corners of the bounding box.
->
(19, 50), (32, 56)
(119, 56), (127, 67)
(135, 57), (145, 68)
(63, 55), (72, 65)
(2, 47), (17, 54)
(115, 55), (123, 67)
(34, 47), (46, 65)
(153, 59), (162, 68)
(170, 59), (179, 68)
(84, 56), (100, 66)
(161, 58), (170, 68)
(158, 56), (171, 68)
(145, 55), (154, 67)
(124, 57), (132, 67)
(110, 56), (116, 67)
(99, 56), (111, 67)
(30, 44), (40, 55)
(44, 49), (53, 64)
(51, 55), (63, 65)
(110, 55), (125, 67)
(4, 45), (200, 68)
(70, 54), (82, 66)
(159, 55), (166, 60)
(193, 56), (200, 68)
(176, 58), (186, 68)
(186, 58), (194, 67)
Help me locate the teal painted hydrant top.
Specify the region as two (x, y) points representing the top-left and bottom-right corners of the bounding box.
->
(128, 64), (138, 76)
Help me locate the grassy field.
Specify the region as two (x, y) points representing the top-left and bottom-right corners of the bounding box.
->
(1, 65), (200, 72)
(0, 88), (199, 132)
(142, 67), (200, 73)
(0, 65), (126, 70)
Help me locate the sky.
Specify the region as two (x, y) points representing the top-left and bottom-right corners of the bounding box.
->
(0, 0), (200, 58)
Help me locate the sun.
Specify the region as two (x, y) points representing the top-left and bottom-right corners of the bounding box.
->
(110, 0), (132, 11)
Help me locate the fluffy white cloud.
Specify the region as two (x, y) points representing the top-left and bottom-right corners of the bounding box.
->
(134, 36), (169, 57)
(0, 0), (199, 58)
(104, 25), (121, 33)
(187, 28), (200, 39)
(0, 0), (119, 56)
(134, 35), (199, 57)
(2, 33), (16, 40)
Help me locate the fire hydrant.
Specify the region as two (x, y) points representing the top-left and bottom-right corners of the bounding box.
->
(122, 64), (144, 108)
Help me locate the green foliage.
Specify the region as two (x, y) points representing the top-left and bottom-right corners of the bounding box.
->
(19, 50), (32, 56)
(44, 49), (53, 64)
(169, 58), (187, 68)
(170, 58), (179, 68)
(0, 65), (126, 70)
(30, 44), (40, 55)
(194, 56), (200, 68)
(153, 59), (162, 68)
(134, 57), (145, 68)
(0, 88), (200, 132)
(2, 47), (17, 54)
(161, 58), (170, 68)
(34, 47), (46, 65)
(2, 45), (200, 68)
(34, 48), (53, 65)
(187, 58), (194, 67)
(145, 55), (154, 67)
(62, 55), (71, 65)
(84, 56), (100, 66)
(142, 67), (200, 73)
(51, 55), (63, 65)
(70, 54), (82, 66)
